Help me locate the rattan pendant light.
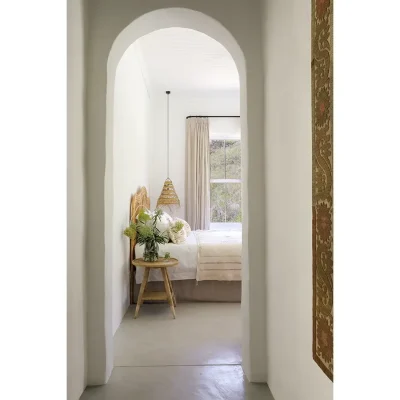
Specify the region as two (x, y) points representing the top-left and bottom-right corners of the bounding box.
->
(156, 91), (180, 209)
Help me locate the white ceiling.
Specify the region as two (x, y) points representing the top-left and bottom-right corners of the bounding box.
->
(136, 28), (240, 92)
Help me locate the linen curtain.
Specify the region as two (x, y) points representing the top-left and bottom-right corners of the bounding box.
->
(185, 117), (210, 230)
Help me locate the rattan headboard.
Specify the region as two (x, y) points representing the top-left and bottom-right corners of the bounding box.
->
(129, 186), (150, 304)
(129, 186), (150, 262)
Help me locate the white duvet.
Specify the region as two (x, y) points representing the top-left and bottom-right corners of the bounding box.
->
(134, 230), (242, 283)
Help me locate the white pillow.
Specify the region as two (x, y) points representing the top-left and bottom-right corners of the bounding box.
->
(155, 210), (173, 234)
(136, 208), (153, 224)
(168, 224), (188, 244)
(175, 217), (191, 235)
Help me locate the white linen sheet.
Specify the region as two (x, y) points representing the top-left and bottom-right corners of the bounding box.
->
(194, 230), (242, 257)
(135, 231), (198, 284)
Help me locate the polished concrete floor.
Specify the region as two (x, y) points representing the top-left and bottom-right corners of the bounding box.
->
(81, 303), (274, 400)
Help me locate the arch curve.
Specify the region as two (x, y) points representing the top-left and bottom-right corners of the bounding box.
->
(107, 8), (246, 80)
(87, 5), (266, 386)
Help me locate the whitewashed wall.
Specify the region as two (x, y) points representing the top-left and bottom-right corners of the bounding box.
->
(262, 0), (333, 399)
(112, 42), (151, 334)
(67, 0), (87, 399)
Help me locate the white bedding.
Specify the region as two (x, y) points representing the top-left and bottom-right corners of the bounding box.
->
(135, 231), (198, 283)
(194, 230), (242, 256)
(195, 230), (242, 281)
(134, 230), (242, 284)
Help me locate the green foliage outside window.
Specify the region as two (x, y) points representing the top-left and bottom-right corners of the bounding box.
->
(210, 140), (242, 223)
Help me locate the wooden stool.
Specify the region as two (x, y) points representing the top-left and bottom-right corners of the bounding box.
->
(132, 257), (179, 319)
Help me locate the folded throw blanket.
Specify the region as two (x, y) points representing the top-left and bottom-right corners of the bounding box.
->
(194, 230), (242, 281)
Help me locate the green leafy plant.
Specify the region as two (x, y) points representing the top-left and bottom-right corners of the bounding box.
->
(171, 220), (184, 234)
(123, 224), (136, 239)
(123, 208), (169, 262)
(164, 252), (171, 260)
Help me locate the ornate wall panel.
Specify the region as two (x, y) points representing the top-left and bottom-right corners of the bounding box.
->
(312, 0), (334, 381)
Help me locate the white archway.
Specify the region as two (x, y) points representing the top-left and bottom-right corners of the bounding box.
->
(86, 7), (266, 386)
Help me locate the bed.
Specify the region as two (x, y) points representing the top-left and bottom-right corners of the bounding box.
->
(129, 187), (242, 304)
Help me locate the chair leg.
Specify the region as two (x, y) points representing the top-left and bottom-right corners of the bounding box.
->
(161, 268), (176, 319)
(134, 268), (149, 319)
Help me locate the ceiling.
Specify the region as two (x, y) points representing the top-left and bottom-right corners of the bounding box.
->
(136, 28), (240, 93)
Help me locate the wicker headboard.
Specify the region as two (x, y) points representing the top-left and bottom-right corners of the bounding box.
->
(129, 186), (150, 304)
(129, 186), (150, 261)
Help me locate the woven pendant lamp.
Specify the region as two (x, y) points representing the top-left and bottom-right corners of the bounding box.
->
(156, 91), (180, 209)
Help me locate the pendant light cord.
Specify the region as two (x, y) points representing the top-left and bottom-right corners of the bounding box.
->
(167, 91), (170, 178)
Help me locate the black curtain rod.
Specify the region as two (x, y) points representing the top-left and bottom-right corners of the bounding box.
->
(186, 115), (240, 119)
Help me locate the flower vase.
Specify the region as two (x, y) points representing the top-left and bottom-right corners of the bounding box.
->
(143, 240), (159, 262)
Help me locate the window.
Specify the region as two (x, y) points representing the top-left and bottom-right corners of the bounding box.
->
(210, 139), (241, 224)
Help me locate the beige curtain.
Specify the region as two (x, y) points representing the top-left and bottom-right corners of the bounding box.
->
(185, 117), (210, 230)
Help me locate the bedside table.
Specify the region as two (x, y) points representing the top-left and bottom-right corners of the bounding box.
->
(132, 257), (178, 319)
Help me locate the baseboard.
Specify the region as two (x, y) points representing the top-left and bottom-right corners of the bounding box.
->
(244, 370), (268, 383)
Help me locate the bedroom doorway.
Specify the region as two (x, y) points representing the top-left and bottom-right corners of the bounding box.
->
(112, 24), (243, 379)
(85, 7), (267, 387)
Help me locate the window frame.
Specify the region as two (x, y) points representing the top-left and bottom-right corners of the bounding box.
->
(209, 138), (242, 224)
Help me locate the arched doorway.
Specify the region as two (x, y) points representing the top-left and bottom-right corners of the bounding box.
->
(86, 7), (267, 385)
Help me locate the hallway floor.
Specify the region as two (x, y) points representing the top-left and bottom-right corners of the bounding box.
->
(81, 302), (274, 400)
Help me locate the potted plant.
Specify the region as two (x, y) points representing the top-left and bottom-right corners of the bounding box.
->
(123, 208), (169, 262)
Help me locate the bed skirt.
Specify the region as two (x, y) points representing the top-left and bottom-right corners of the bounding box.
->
(133, 279), (241, 303)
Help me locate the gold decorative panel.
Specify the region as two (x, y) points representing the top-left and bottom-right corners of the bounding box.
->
(312, 0), (334, 381)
